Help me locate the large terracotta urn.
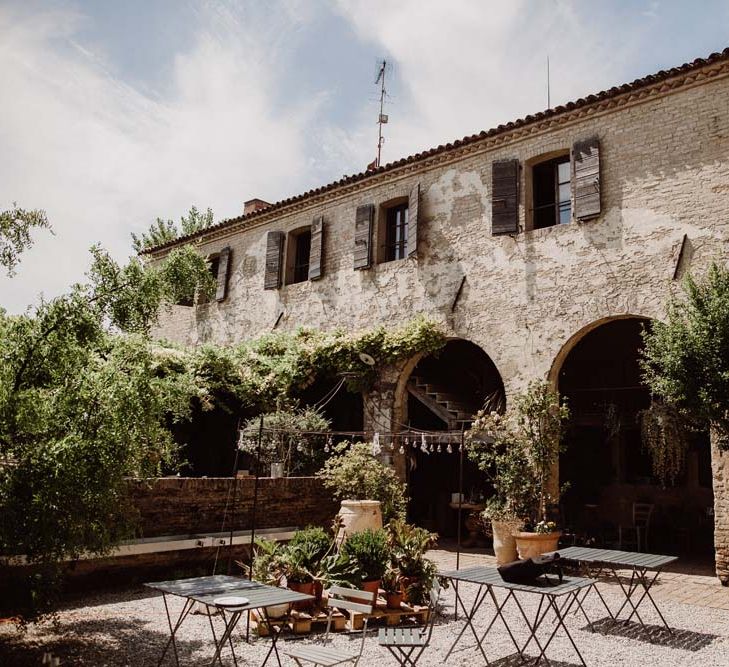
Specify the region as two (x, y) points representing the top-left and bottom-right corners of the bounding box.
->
(337, 500), (382, 541)
(491, 520), (522, 565)
(514, 531), (561, 560)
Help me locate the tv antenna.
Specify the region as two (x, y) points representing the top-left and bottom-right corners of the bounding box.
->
(372, 59), (390, 170)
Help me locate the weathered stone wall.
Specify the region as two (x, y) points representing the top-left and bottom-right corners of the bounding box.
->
(150, 64), (729, 580)
(129, 476), (338, 537)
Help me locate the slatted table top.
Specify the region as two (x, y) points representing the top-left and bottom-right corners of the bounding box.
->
(145, 574), (313, 610)
(557, 546), (678, 570)
(439, 566), (594, 596)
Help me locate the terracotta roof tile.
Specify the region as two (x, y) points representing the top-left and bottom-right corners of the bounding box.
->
(142, 46), (729, 255)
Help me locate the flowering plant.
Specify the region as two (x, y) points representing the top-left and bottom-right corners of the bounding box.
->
(534, 520), (558, 534)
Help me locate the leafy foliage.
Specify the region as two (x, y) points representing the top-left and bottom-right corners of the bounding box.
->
(0, 204), (51, 276)
(316, 441), (407, 523)
(467, 381), (569, 526)
(638, 401), (691, 485)
(238, 407), (330, 475)
(642, 263), (729, 450)
(340, 528), (391, 582)
(132, 205), (215, 253)
(385, 519), (439, 604)
(0, 242), (214, 620)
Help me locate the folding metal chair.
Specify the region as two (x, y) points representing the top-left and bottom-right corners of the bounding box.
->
(283, 586), (375, 667)
(377, 584), (440, 666)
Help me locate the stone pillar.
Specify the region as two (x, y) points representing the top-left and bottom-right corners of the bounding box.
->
(711, 431), (729, 585)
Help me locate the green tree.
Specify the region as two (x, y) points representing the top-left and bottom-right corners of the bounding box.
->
(642, 263), (729, 449)
(0, 204), (51, 276)
(132, 205), (214, 253)
(0, 241), (214, 620)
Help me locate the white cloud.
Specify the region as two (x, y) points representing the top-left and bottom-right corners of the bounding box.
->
(328, 0), (643, 166)
(0, 3), (320, 313)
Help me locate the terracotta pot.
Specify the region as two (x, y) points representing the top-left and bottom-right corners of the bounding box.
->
(337, 500), (383, 542)
(514, 531), (562, 560)
(313, 580), (324, 605)
(491, 520), (523, 565)
(385, 591), (403, 609)
(361, 579), (381, 600)
(288, 581), (314, 610)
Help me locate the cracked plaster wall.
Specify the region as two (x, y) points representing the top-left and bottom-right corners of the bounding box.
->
(152, 74), (729, 579)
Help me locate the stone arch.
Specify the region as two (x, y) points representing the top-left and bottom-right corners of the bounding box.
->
(552, 315), (714, 562)
(393, 337), (506, 431)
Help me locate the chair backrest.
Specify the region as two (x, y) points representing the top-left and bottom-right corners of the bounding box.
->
(420, 582), (441, 644)
(324, 586), (376, 657)
(633, 503), (654, 527)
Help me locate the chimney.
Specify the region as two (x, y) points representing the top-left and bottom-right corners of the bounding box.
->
(244, 198), (271, 216)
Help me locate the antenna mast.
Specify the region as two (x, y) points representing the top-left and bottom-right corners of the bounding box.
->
(547, 56), (551, 109)
(375, 59), (388, 168)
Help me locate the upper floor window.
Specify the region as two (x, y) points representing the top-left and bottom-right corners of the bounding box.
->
(285, 227), (312, 285)
(384, 203), (408, 262)
(532, 156), (571, 229)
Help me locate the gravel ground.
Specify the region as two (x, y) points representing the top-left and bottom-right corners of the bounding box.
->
(1, 581), (728, 666)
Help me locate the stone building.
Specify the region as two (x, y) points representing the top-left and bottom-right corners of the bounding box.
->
(146, 48), (729, 581)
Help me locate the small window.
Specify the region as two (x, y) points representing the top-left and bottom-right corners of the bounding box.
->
(285, 227), (312, 285)
(384, 203), (408, 262)
(532, 156), (571, 229)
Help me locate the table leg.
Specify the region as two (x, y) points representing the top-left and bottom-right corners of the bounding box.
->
(612, 568), (648, 632)
(444, 582), (491, 664)
(158, 595), (194, 667)
(540, 596), (587, 667)
(209, 610), (244, 667)
(624, 568), (673, 634)
(480, 588), (523, 659)
(260, 606), (286, 667)
(511, 592), (551, 662)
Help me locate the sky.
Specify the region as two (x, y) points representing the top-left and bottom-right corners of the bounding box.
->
(1, 0), (729, 313)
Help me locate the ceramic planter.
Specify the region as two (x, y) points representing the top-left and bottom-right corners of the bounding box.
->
(514, 531), (561, 560)
(337, 500), (383, 541)
(288, 580), (314, 610)
(265, 602), (290, 619)
(362, 579), (381, 599)
(491, 520), (523, 565)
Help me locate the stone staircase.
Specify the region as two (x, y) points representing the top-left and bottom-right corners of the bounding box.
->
(407, 374), (481, 430)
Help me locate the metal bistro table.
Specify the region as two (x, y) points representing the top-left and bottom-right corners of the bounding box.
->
(440, 565), (595, 666)
(557, 546), (678, 636)
(145, 574), (313, 667)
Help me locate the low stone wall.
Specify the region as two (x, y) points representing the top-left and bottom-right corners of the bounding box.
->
(129, 476), (338, 538)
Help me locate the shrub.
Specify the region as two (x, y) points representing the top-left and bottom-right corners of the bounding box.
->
(341, 528), (391, 583)
(316, 441), (407, 523)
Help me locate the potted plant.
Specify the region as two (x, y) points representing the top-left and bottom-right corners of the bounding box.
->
(238, 539), (290, 618)
(467, 381), (569, 562)
(382, 567), (404, 609)
(316, 442), (407, 538)
(386, 520), (439, 605)
(340, 528), (390, 595)
(287, 526), (333, 604)
(282, 544), (315, 609)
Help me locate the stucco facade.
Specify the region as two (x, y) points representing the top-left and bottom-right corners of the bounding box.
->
(148, 51), (729, 580)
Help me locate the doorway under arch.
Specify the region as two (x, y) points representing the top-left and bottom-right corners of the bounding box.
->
(556, 317), (714, 558)
(400, 339), (506, 536)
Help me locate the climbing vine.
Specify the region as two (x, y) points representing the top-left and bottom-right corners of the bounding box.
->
(638, 402), (690, 485)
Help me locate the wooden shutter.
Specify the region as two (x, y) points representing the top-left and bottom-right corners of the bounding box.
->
(491, 159), (519, 235)
(215, 246), (231, 301)
(407, 183), (420, 259)
(308, 216), (324, 281)
(264, 231), (284, 290)
(572, 136), (601, 220)
(353, 204), (374, 270)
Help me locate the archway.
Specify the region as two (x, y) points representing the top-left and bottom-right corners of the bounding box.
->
(398, 339), (506, 536)
(556, 317), (714, 558)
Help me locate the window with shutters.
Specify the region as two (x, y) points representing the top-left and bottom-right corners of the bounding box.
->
(531, 154), (571, 229)
(376, 198), (409, 263)
(285, 227), (312, 285)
